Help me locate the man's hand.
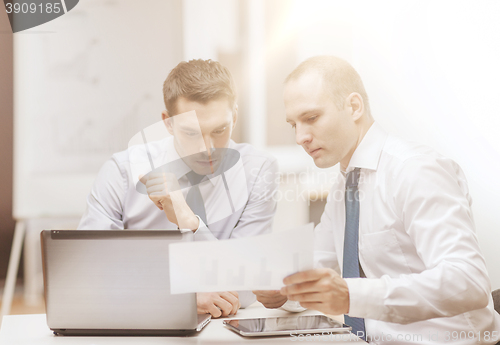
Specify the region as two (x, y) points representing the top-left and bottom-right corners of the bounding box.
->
(253, 290), (288, 309)
(197, 291), (241, 318)
(280, 268), (350, 315)
(139, 172), (199, 230)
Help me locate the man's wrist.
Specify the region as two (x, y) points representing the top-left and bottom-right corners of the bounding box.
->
(186, 214), (200, 231)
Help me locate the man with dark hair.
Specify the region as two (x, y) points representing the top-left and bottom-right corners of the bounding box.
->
(255, 56), (500, 343)
(78, 59), (279, 318)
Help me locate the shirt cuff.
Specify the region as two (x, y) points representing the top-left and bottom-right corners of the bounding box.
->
(177, 215), (202, 234)
(280, 299), (307, 313)
(192, 215), (203, 234)
(192, 216), (219, 241)
(344, 277), (387, 320)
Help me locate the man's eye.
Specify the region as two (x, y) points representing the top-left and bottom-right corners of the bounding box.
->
(213, 128), (226, 135)
(185, 131), (198, 136)
(308, 116), (317, 122)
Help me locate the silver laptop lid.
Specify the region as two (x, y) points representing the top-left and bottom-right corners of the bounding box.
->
(41, 230), (198, 331)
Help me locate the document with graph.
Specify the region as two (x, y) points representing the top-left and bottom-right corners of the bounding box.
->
(169, 223), (314, 294)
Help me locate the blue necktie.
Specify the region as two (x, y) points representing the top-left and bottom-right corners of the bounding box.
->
(342, 168), (366, 341)
(186, 171), (207, 226)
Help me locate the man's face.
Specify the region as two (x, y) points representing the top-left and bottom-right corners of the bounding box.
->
(165, 97), (236, 175)
(284, 72), (359, 170)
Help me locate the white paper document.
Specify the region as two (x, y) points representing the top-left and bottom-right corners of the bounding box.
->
(169, 223), (314, 294)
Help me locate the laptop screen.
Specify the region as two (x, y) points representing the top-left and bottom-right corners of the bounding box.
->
(41, 230), (199, 331)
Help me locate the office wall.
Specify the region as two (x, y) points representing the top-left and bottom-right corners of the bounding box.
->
(265, 0), (297, 146)
(0, 4), (17, 280)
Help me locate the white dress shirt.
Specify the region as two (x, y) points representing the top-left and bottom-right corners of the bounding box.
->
(313, 122), (500, 344)
(78, 136), (279, 307)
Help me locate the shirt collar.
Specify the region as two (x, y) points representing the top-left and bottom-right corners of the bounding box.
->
(346, 122), (388, 174)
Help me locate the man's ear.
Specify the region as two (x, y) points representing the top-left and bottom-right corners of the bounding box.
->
(346, 93), (364, 121)
(162, 110), (174, 135)
(232, 105), (238, 130)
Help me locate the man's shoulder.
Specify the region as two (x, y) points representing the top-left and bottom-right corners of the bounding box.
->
(110, 147), (131, 164)
(382, 136), (435, 162)
(382, 135), (450, 167)
(107, 147), (138, 174)
(381, 135), (461, 180)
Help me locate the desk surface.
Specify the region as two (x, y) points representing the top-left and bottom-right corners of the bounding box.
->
(0, 303), (364, 344)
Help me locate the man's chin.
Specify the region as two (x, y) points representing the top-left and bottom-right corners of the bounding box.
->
(192, 161), (221, 175)
(313, 157), (336, 169)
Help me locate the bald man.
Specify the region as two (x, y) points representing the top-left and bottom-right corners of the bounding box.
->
(255, 56), (500, 344)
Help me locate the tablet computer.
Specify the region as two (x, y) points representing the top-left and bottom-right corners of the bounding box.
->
(223, 315), (351, 337)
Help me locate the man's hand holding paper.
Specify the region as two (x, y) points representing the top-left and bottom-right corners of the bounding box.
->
(252, 290), (288, 309)
(281, 268), (349, 315)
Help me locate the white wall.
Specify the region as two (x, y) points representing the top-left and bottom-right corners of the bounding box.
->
(182, 0), (239, 60)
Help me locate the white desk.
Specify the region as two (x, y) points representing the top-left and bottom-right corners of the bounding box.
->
(0, 303), (365, 344)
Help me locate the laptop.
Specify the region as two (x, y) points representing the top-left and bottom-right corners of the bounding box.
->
(40, 229), (211, 336)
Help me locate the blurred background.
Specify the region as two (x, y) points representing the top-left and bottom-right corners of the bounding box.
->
(1, 0), (499, 315)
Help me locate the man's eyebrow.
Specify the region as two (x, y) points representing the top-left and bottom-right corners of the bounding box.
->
(287, 109), (323, 123)
(179, 125), (200, 132)
(298, 109), (322, 118)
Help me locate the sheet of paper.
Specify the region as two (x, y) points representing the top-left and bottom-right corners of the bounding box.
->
(169, 223), (314, 294)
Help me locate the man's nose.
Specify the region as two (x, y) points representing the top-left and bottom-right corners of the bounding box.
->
(295, 125), (312, 146)
(202, 135), (214, 153)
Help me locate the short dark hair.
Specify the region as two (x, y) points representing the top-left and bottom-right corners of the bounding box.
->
(285, 56), (370, 113)
(163, 59), (237, 115)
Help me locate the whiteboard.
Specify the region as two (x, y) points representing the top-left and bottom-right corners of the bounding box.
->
(13, 0), (183, 219)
